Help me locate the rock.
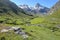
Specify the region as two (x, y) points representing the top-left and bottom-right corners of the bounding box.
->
(1, 29), (9, 32)
(22, 34), (28, 39)
(11, 27), (20, 30)
(19, 32), (26, 35)
(5, 27), (13, 30)
(11, 27), (29, 38)
(15, 31), (20, 34)
(0, 26), (29, 39)
(55, 25), (60, 28)
(14, 28), (22, 32)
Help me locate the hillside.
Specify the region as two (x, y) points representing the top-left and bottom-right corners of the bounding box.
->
(0, 0), (21, 16)
(0, 0), (34, 25)
(0, 0), (34, 18)
(50, 0), (60, 18)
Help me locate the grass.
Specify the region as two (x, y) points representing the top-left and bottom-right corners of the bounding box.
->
(0, 25), (60, 40)
(30, 17), (45, 24)
(0, 11), (60, 40)
(0, 32), (23, 40)
(0, 13), (60, 40)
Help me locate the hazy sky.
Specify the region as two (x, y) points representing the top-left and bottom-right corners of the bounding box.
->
(10, 0), (58, 8)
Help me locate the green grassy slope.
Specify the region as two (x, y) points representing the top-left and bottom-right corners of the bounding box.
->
(0, 8), (60, 40)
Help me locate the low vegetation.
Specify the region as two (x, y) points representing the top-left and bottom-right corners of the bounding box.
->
(0, 0), (60, 40)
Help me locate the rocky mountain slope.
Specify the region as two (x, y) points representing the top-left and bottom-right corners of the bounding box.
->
(49, 0), (60, 15)
(50, 0), (60, 18)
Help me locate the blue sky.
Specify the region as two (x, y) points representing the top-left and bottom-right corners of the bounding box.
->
(10, 0), (58, 8)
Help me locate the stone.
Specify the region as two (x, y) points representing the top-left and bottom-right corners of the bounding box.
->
(1, 29), (9, 32)
(0, 26), (29, 39)
(19, 32), (26, 35)
(22, 35), (28, 39)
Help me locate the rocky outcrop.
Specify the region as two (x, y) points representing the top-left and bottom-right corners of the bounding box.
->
(0, 26), (28, 39)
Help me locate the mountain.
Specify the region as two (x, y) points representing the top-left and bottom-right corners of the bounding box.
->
(19, 3), (50, 15)
(49, 0), (60, 15)
(51, 0), (60, 18)
(0, 0), (33, 18)
(52, 0), (60, 11)
(0, 0), (34, 25)
(0, 0), (20, 15)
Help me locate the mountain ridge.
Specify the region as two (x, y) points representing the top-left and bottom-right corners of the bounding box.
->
(0, 0), (33, 18)
(19, 3), (50, 15)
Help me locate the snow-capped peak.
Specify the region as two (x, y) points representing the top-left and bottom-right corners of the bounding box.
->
(19, 3), (50, 14)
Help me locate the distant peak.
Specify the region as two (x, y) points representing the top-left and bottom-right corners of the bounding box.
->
(35, 3), (42, 8)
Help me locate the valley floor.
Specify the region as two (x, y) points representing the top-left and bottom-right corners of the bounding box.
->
(0, 23), (60, 40)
